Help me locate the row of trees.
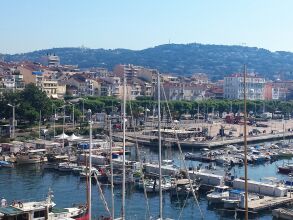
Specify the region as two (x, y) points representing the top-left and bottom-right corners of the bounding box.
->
(74, 97), (292, 118)
(2, 85), (293, 128)
(80, 96), (293, 119)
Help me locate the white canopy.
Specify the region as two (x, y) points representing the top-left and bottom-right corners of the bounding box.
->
(67, 134), (82, 141)
(55, 133), (69, 139)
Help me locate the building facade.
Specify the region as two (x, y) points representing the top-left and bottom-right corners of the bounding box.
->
(224, 74), (265, 100)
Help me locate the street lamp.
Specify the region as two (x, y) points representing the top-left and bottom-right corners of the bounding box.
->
(51, 103), (55, 137)
(57, 105), (67, 147)
(68, 102), (75, 130)
(7, 104), (15, 139)
(289, 173), (293, 198)
(144, 107), (150, 123)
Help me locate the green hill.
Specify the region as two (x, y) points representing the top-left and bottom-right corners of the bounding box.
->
(3, 43), (293, 80)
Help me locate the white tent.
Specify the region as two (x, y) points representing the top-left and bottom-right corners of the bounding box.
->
(55, 133), (69, 139)
(67, 134), (82, 141)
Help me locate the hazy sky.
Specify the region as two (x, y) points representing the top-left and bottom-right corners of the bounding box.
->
(1, 0), (293, 54)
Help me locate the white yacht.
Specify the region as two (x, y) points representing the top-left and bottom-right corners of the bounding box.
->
(206, 185), (229, 204)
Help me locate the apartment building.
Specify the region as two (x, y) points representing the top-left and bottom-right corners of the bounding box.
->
(66, 74), (100, 96)
(162, 82), (207, 101)
(100, 77), (122, 97)
(224, 73), (265, 100)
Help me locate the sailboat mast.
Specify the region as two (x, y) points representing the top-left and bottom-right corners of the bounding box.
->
(122, 74), (126, 219)
(85, 150), (89, 211)
(88, 109), (92, 220)
(243, 65), (248, 220)
(109, 117), (115, 219)
(157, 72), (163, 219)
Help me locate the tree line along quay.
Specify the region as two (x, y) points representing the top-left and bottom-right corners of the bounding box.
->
(1, 84), (293, 133)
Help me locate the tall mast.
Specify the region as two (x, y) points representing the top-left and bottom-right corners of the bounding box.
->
(121, 74), (126, 219)
(88, 109), (92, 220)
(63, 106), (65, 148)
(243, 65), (248, 220)
(109, 117), (115, 219)
(158, 71), (163, 219)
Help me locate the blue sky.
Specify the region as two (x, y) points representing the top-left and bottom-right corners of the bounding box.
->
(1, 0), (292, 54)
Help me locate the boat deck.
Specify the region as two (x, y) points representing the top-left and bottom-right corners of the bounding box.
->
(272, 208), (293, 219)
(247, 193), (293, 211)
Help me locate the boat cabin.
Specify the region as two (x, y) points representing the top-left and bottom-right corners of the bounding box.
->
(214, 185), (229, 194)
(0, 201), (49, 220)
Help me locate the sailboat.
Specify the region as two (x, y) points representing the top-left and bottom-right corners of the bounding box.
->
(242, 66), (249, 220)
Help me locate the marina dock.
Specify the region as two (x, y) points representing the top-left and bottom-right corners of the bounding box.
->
(247, 193), (293, 211)
(114, 131), (293, 149)
(272, 207), (293, 219)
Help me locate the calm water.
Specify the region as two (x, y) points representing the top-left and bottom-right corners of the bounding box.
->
(0, 148), (292, 220)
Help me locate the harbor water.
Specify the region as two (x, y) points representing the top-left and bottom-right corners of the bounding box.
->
(1, 145), (292, 220)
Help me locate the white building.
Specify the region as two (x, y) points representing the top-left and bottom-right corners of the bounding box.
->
(47, 54), (60, 67)
(224, 74), (265, 100)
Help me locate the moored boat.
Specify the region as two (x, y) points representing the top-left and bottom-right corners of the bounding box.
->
(206, 185), (229, 204)
(16, 149), (48, 164)
(278, 163), (293, 174)
(0, 189), (86, 220)
(0, 161), (13, 168)
(170, 178), (199, 197)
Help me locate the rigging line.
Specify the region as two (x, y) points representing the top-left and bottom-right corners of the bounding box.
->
(93, 171), (112, 217)
(161, 85), (204, 219)
(128, 100), (152, 219)
(109, 117), (115, 219)
(178, 189), (191, 220)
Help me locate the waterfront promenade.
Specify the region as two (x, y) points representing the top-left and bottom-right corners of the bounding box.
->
(114, 119), (293, 149)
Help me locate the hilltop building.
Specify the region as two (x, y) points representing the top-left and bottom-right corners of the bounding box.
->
(47, 54), (60, 67)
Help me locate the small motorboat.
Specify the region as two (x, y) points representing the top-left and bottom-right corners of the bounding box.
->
(278, 163), (293, 174)
(0, 160), (13, 168)
(207, 185), (229, 204)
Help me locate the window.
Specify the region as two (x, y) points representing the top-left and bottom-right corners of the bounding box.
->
(33, 210), (46, 218)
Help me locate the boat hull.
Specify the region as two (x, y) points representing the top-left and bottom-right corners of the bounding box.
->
(16, 157), (47, 164)
(222, 199), (239, 209)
